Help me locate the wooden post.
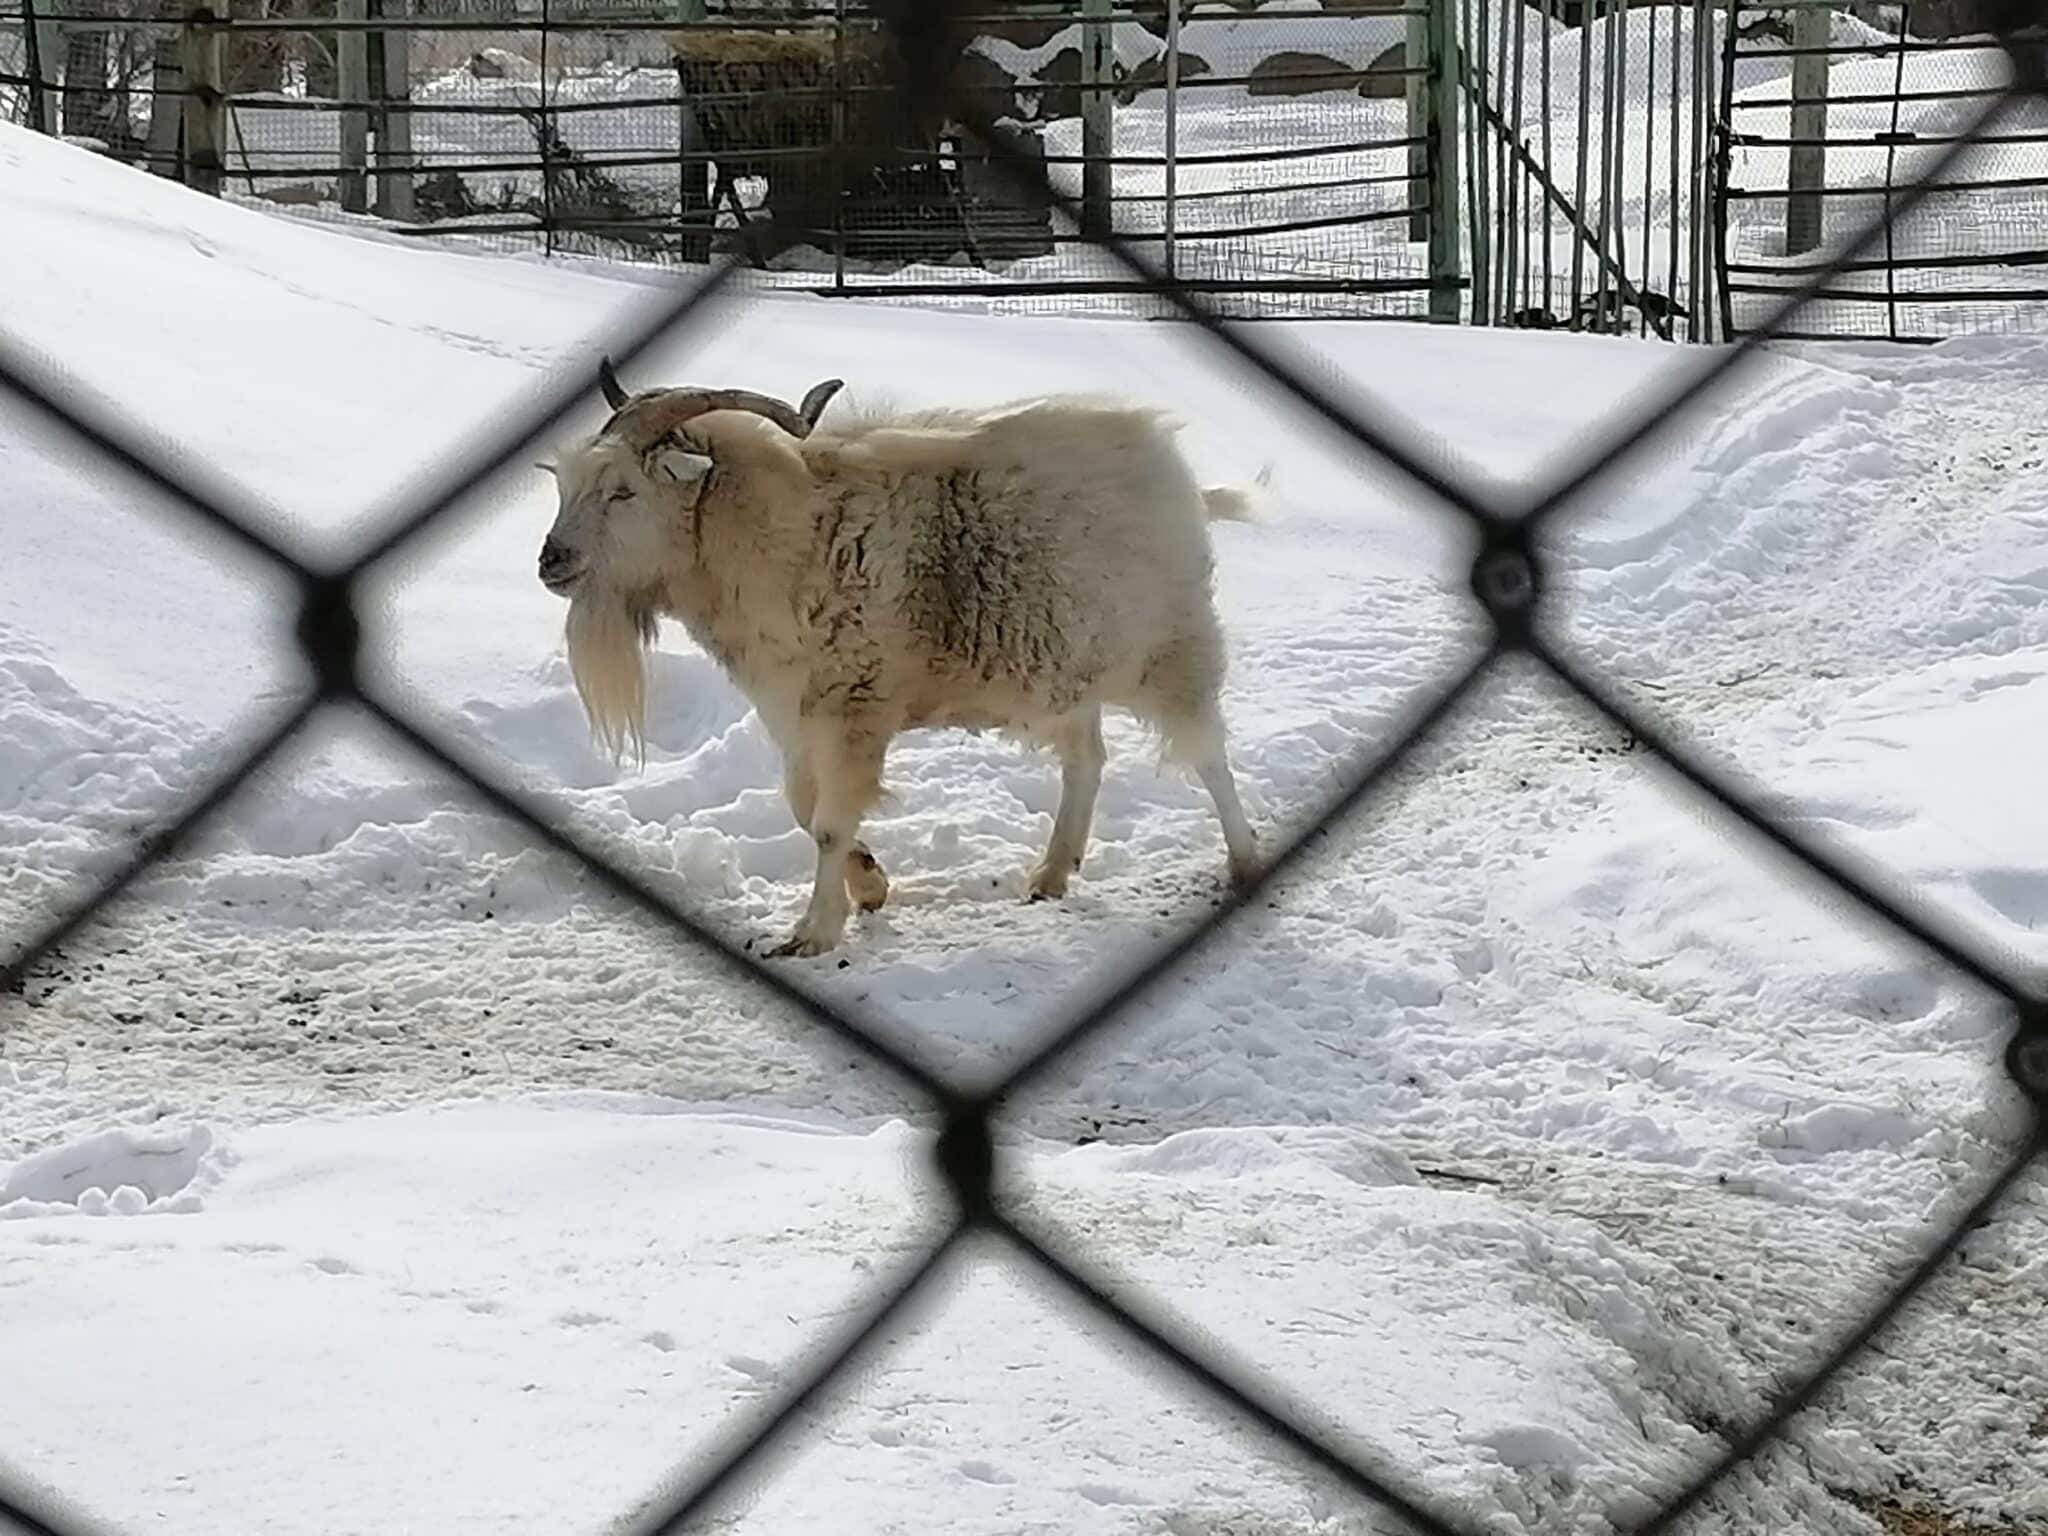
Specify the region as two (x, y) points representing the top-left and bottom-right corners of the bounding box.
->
(1786, 1), (1828, 256)
(372, 0), (414, 219)
(337, 0), (368, 213)
(1079, 0), (1112, 240)
(1425, 0), (1461, 321)
(179, 3), (224, 194)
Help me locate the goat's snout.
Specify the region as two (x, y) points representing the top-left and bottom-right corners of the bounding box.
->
(537, 538), (581, 593)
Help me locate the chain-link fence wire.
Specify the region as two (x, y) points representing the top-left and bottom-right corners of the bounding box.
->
(1721, 0), (2048, 340)
(2, 0), (2047, 1531)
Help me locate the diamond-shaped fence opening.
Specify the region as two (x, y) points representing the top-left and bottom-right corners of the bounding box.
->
(2, 0), (2046, 1533)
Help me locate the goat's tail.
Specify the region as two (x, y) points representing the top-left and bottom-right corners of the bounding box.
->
(1199, 461), (1271, 524)
(1200, 486), (1258, 523)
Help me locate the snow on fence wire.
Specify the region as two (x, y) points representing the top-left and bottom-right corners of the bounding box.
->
(0, 3), (2046, 1535)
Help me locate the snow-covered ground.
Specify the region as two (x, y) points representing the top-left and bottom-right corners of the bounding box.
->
(3, 115), (2047, 1536)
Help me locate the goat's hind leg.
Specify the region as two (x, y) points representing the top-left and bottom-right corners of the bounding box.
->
(1027, 707), (1106, 902)
(1142, 629), (1260, 891)
(1165, 705), (1258, 891)
(1196, 744), (1259, 890)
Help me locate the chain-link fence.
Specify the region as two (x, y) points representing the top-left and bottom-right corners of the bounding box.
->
(2, 0), (2047, 1532)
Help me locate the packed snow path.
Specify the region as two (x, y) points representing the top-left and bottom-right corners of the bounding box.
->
(1, 122), (2044, 1535)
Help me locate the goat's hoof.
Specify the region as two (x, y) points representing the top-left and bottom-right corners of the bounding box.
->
(1025, 863), (1073, 902)
(847, 847), (890, 913)
(1227, 853), (1260, 892)
(766, 926), (842, 960)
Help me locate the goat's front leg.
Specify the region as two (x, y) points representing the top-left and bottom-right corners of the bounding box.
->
(770, 721), (887, 958)
(783, 749), (889, 914)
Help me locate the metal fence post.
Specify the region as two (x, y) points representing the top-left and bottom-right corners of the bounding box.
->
(539, 0), (554, 256)
(337, 0), (369, 214)
(178, 2), (224, 195)
(1080, 0), (1112, 240)
(373, 0), (415, 220)
(19, 0), (58, 135)
(144, 2), (184, 178)
(829, 0), (845, 289)
(1406, 3), (1429, 243)
(1465, 0), (1492, 326)
(1425, 0), (1462, 322)
(1163, 0), (1179, 279)
(1786, 0), (1828, 256)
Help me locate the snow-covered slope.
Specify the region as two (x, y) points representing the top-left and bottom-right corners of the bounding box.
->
(2, 121), (2044, 1536)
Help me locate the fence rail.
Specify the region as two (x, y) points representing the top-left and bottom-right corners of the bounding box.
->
(1, 0), (2047, 1533)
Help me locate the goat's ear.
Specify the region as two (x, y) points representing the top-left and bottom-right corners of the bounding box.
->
(644, 439), (715, 493)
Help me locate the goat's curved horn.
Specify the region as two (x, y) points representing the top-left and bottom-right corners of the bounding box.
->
(611, 386), (811, 445)
(597, 355), (630, 410)
(798, 379), (845, 432)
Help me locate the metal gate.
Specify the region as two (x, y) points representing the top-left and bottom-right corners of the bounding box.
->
(1452, 0), (1731, 341)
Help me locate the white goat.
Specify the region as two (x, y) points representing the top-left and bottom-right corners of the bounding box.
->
(537, 362), (1259, 957)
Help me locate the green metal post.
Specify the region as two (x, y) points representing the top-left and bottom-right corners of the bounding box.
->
(1425, 0), (1462, 322)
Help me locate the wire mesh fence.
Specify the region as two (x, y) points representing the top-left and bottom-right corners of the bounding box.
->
(6, 0), (2045, 331)
(1720, 0), (2048, 340)
(1, 0), (2047, 1532)
(1457, 0), (1730, 339)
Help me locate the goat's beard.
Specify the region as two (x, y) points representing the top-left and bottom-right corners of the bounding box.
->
(564, 588), (658, 764)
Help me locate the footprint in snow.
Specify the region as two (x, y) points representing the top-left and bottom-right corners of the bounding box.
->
(723, 1354), (778, 1386)
(1075, 1484), (1151, 1507)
